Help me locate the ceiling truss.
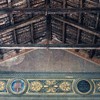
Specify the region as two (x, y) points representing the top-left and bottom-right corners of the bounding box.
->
(0, 0), (100, 60)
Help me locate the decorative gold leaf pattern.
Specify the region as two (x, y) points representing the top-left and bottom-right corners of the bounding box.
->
(30, 81), (43, 92)
(0, 81), (5, 91)
(59, 82), (71, 92)
(46, 80), (56, 85)
(97, 82), (100, 91)
(45, 80), (57, 93)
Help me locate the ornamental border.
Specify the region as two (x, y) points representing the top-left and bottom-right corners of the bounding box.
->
(0, 78), (100, 95)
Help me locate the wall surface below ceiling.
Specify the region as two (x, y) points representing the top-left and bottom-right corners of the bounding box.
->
(0, 49), (100, 72)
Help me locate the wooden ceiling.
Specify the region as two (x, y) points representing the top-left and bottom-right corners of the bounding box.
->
(0, 0), (100, 64)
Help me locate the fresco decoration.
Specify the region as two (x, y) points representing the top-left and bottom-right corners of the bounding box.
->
(73, 79), (94, 95)
(93, 80), (100, 94)
(0, 80), (7, 93)
(0, 78), (100, 95)
(97, 82), (100, 91)
(59, 81), (71, 92)
(29, 81), (43, 92)
(28, 80), (73, 93)
(8, 79), (28, 95)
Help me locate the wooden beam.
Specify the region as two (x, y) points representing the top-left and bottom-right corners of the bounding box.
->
(0, 44), (99, 49)
(62, 0), (67, 43)
(0, 15), (44, 34)
(52, 16), (100, 38)
(88, 4), (100, 58)
(75, 0), (85, 52)
(0, 7), (100, 14)
(45, 0), (52, 40)
(0, 49), (4, 59)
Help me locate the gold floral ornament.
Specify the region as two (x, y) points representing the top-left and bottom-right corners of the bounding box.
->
(97, 82), (100, 91)
(46, 80), (56, 86)
(59, 82), (71, 92)
(30, 81), (43, 92)
(44, 80), (58, 93)
(0, 81), (5, 91)
(46, 87), (57, 93)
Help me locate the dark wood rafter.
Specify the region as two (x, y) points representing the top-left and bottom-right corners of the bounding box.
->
(27, 0), (33, 18)
(0, 7), (100, 14)
(88, 37), (97, 58)
(30, 24), (35, 43)
(88, 2), (100, 58)
(27, 0), (31, 8)
(75, 0), (85, 52)
(62, 0), (67, 43)
(13, 30), (20, 53)
(0, 49), (4, 59)
(45, 0), (52, 42)
(46, 14), (52, 41)
(0, 15), (44, 35)
(0, 44), (99, 49)
(27, 0), (34, 43)
(52, 16), (100, 38)
(7, 0), (20, 53)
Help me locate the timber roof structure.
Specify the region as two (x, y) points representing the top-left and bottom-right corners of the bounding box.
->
(0, 0), (100, 65)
